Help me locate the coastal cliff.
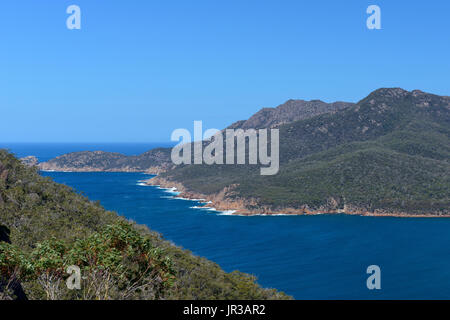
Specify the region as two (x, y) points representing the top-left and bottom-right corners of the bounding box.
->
(148, 88), (450, 217)
(145, 176), (448, 217)
(38, 88), (450, 217)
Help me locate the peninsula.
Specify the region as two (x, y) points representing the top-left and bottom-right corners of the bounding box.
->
(38, 88), (450, 217)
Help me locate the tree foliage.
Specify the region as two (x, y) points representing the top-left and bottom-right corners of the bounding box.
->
(0, 150), (290, 300)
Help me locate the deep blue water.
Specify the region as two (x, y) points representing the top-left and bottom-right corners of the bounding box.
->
(3, 143), (450, 299)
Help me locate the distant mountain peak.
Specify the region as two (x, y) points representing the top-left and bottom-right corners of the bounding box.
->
(229, 99), (355, 130)
(377, 87), (409, 94)
(411, 89), (425, 96)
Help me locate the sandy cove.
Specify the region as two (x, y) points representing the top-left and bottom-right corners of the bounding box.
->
(144, 176), (449, 218)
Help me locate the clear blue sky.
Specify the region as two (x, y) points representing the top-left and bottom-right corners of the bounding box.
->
(1, 0), (449, 142)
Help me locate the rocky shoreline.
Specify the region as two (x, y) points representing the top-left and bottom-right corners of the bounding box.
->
(31, 163), (448, 218)
(144, 176), (449, 218)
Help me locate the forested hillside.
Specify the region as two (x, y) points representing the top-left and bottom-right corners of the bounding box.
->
(35, 88), (450, 216)
(0, 150), (290, 300)
(158, 88), (450, 215)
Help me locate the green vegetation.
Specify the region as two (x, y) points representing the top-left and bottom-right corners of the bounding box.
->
(160, 88), (450, 215)
(0, 150), (290, 300)
(27, 87), (450, 216)
(1, 222), (174, 300)
(40, 88), (449, 215)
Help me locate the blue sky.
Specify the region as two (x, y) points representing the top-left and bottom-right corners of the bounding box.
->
(1, 0), (449, 142)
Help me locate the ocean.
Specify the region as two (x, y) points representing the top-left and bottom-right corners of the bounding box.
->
(3, 142), (450, 299)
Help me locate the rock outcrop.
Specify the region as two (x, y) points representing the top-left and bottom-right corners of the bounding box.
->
(20, 156), (38, 167)
(228, 99), (355, 129)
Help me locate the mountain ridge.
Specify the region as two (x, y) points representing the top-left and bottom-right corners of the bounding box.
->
(148, 88), (450, 216)
(35, 88), (450, 217)
(38, 97), (354, 172)
(228, 99), (355, 129)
